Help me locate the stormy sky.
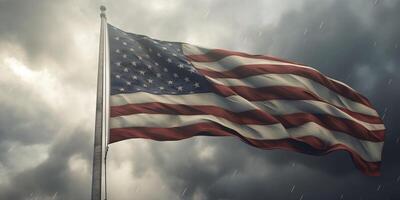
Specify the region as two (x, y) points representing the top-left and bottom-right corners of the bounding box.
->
(0, 0), (399, 199)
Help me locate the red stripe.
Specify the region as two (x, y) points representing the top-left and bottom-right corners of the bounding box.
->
(110, 103), (384, 142)
(186, 48), (300, 65)
(109, 123), (381, 176)
(209, 84), (382, 124)
(197, 64), (373, 108)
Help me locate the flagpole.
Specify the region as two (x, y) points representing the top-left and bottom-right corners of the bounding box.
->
(91, 5), (107, 200)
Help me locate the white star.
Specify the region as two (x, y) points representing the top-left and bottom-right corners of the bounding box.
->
(143, 84), (147, 87)
(116, 62), (121, 66)
(129, 48), (134, 51)
(148, 79), (153, 83)
(157, 53), (162, 57)
(163, 68), (168, 72)
(139, 70), (145, 75)
(115, 37), (119, 40)
(123, 54), (127, 58)
(115, 49), (120, 53)
(138, 56), (142, 60)
(162, 47), (167, 50)
(147, 64), (152, 69)
(168, 43), (173, 46)
(119, 88), (124, 91)
(173, 73), (179, 78)
(126, 81), (131, 85)
(178, 64), (184, 68)
(156, 73), (162, 78)
(153, 40), (158, 44)
(138, 46), (143, 50)
(115, 74), (121, 79)
(154, 62), (159, 66)
(167, 58), (172, 63)
(194, 82), (200, 88)
(123, 68), (129, 72)
(122, 42), (127, 45)
(168, 80), (173, 85)
(189, 69), (196, 73)
(132, 75), (137, 80)
(177, 86), (183, 91)
(159, 86), (164, 90)
(131, 61), (136, 66)
(172, 53), (177, 57)
(184, 77), (190, 82)
(145, 54), (150, 58)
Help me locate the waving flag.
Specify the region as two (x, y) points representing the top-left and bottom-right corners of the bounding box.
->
(107, 24), (385, 176)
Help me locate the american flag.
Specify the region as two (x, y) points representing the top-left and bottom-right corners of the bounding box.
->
(107, 24), (385, 176)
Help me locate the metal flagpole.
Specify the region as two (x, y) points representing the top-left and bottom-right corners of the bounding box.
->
(91, 5), (107, 200)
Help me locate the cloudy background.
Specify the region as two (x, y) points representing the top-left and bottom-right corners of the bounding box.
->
(0, 0), (399, 199)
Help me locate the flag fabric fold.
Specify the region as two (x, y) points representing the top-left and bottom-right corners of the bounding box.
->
(107, 24), (385, 176)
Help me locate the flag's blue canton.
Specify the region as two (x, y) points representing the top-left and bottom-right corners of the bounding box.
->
(108, 24), (211, 95)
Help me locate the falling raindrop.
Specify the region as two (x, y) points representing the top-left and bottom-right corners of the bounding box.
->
(291, 185), (296, 193)
(396, 137), (400, 144)
(319, 21), (325, 30)
(340, 194), (344, 200)
(388, 79), (393, 85)
(373, 0), (379, 6)
(232, 169), (239, 178)
(7, 144), (15, 152)
(303, 28), (308, 36)
(396, 175), (400, 182)
(395, 43), (398, 49)
(299, 194), (304, 200)
(381, 107), (388, 120)
(376, 184), (381, 191)
(258, 30), (263, 37)
(373, 41), (377, 46)
(292, 162), (296, 167)
(51, 192), (58, 200)
(181, 187), (188, 197)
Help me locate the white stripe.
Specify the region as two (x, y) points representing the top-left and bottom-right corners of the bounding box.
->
(208, 74), (378, 117)
(110, 113), (383, 162)
(110, 93), (384, 131)
(189, 55), (310, 71)
(182, 43), (210, 55)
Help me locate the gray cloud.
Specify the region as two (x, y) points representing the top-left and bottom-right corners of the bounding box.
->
(0, 0), (399, 199)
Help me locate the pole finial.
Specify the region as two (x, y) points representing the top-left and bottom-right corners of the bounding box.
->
(100, 5), (106, 17)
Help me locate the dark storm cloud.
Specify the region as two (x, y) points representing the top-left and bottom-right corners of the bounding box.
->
(0, 124), (92, 199)
(0, 0), (399, 200)
(0, 1), (96, 199)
